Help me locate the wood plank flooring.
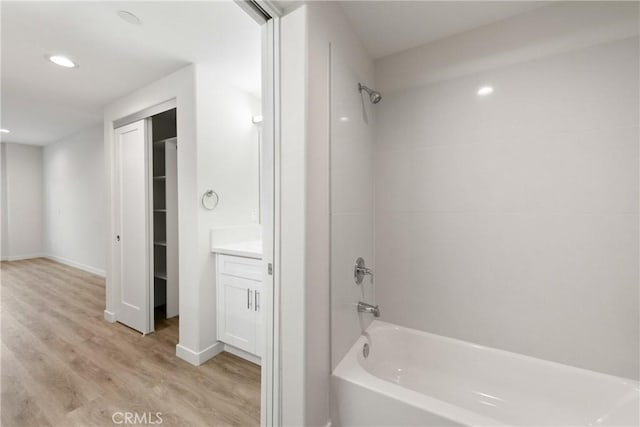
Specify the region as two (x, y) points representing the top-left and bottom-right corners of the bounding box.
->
(1, 258), (260, 427)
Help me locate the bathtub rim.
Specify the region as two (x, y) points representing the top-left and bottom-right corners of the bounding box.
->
(332, 320), (639, 427)
(359, 320), (639, 386)
(333, 323), (504, 426)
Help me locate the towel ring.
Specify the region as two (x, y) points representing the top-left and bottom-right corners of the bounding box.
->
(201, 190), (219, 211)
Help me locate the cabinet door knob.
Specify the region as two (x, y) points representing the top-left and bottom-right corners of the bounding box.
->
(255, 290), (259, 311)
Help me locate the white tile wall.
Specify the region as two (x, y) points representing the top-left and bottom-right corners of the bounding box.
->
(331, 41), (376, 369)
(374, 37), (640, 379)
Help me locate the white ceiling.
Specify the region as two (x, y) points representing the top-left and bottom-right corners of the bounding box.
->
(1, 1), (261, 145)
(339, 1), (550, 59)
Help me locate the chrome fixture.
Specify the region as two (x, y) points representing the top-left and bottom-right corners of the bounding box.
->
(358, 83), (382, 104)
(201, 189), (219, 210)
(358, 301), (380, 317)
(354, 257), (373, 284)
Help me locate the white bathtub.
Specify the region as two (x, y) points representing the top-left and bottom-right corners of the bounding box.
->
(332, 321), (639, 426)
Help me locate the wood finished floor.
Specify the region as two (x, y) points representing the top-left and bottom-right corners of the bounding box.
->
(1, 258), (261, 427)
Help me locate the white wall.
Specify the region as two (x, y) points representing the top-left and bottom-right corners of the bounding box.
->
(375, 1), (640, 94)
(0, 142), (44, 260)
(195, 64), (261, 353)
(1, 144), (9, 258)
(279, 6), (307, 425)
(104, 60), (262, 363)
(103, 65), (200, 358)
(374, 4), (639, 379)
(278, 2), (377, 425)
(43, 125), (106, 275)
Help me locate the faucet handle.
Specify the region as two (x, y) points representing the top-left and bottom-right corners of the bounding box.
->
(354, 257), (373, 285)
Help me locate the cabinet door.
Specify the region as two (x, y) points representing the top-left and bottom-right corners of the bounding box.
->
(219, 275), (256, 353)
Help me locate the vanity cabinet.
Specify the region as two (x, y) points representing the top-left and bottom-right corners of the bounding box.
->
(216, 254), (263, 358)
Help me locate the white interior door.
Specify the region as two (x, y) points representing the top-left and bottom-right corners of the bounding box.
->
(114, 119), (151, 334)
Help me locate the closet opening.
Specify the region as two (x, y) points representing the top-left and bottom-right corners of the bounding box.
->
(111, 103), (179, 337)
(150, 108), (178, 332)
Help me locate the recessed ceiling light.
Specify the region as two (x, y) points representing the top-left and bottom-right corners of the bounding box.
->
(477, 86), (494, 96)
(48, 55), (77, 68)
(0, 129), (10, 133)
(117, 10), (142, 25)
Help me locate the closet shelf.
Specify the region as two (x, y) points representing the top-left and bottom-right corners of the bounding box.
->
(154, 273), (167, 280)
(154, 241), (167, 246)
(153, 176), (166, 180)
(153, 137), (177, 145)
(154, 209), (167, 212)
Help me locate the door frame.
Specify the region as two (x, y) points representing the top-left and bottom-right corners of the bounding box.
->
(105, 1), (283, 423)
(238, 2), (283, 425)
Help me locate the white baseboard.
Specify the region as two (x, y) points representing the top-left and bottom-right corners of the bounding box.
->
(176, 342), (224, 366)
(1, 253), (45, 261)
(103, 310), (116, 323)
(224, 344), (261, 365)
(45, 254), (106, 277)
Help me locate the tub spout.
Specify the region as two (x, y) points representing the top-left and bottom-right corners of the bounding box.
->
(358, 301), (380, 318)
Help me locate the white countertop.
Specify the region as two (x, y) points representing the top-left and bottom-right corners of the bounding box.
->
(211, 240), (262, 259)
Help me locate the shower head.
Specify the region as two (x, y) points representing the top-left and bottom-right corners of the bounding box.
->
(358, 83), (382, 104)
